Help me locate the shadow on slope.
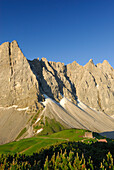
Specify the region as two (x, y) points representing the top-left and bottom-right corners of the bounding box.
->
(29, 59), (55, 100)
(100, 131), (114, 139)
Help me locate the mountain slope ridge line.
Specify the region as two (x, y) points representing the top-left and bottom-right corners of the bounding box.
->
(0, 40), (114, 144)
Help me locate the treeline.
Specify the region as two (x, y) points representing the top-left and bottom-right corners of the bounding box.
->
(0, 141), (114, 169)
(44, 150), (113, 170)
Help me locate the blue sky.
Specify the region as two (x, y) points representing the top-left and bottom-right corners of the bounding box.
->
(0, 0), (114, 67)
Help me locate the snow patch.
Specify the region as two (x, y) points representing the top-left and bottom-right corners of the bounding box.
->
(0, 105), (18, 110)
(0, 105), (29, 111)
(17, 107), (29, 111)
(10, 105), (18, 108)
(77, 100), (87, 109)
(42, 99), (49, 106)
(35, 118), (40, 124)
(111, 115), (114, 119)
(42, 94), (57, 106)
(60, 97), (67, 107)
(36, 128), (43, 134)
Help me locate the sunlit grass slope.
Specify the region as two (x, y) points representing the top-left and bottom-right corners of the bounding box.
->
(0, 129), (101, 155)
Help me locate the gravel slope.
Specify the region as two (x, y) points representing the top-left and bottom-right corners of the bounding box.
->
(42, 96), (114, 139)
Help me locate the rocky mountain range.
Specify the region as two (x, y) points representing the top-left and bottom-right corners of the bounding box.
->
(0, 40), (114, 144)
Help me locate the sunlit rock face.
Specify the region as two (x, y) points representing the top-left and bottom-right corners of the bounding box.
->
(0, 40), (114, 115)
(0, 40), (113, 144)
(66, 59), (114, 115)
(30, 57), (114, 116)
(0, 40), (42, 109)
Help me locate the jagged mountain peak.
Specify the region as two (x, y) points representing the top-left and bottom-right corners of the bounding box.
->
(0, 40), (42, 109)
(10, 40), (18, 46)
(84, 59), (95, 68)
(0, 40), (114, 144)
(102, 60), (113, 69)
(0, 41), (113, 116)
(70, 60), (80, 66)
(103, 59), (109, 64)
(0, 40), (18, 47)
(89, 58), (94, 64)
(41, 57), (48, 62)
(0, 41), (9, 47)
(97, 60), (113, 69)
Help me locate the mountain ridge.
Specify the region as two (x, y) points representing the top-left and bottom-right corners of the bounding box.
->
(0, 40), (114, 144)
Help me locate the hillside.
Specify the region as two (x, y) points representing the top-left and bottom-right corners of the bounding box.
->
(0, 129), (84, 155)
(40, 95), (114, 135)
(0, 129), (111, 155)
(0, 129), (114, 169)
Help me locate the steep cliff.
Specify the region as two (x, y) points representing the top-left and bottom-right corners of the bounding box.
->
(30, 58), (114, 115)
(0, 41), (42, 110)
(1, 40), (113, 115)
(0, 40), (114, 144)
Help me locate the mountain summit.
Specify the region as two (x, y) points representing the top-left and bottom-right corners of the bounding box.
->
(0, 41), (114, 144)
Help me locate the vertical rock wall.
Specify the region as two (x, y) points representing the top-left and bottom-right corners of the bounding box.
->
(0, 41), (41, 109)
(0, 41), (114, 115)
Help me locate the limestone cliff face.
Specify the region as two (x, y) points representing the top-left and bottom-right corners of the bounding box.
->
(0, 41), (114, 115)
(0, 40), (113, 144)
(66, 59), (114, 115)
(29, 58), (77, 103)
(0, 41), (41, 109)
(30, 58), (114, 116)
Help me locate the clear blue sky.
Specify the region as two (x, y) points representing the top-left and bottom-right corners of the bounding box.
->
(0, 0), (114, 67)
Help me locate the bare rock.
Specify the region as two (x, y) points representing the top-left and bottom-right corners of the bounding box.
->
(0, 41), (113, 115)
(66, 59), (114, 115)
(0, 41), (42, 109)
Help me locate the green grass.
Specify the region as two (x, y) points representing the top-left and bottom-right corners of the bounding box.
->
(23, 138), (65, 155)
(0, 137), (65, 155)
(31, 107), (44, 125)
(42, 118), (65, 134)
(15, 127), (27, 140)
(0, 129), (101, 155)
(0, 138), (40, 154)
(47, 129), (86, 141)
(32, 111), (65, 134)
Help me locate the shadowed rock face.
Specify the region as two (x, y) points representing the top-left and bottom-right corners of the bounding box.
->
(30, 58), (114, 116)
(0, 40), (114, 115)
(29, 58), (77, 104)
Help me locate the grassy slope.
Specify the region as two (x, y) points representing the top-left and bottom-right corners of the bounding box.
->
(0, 129), (105, 155)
